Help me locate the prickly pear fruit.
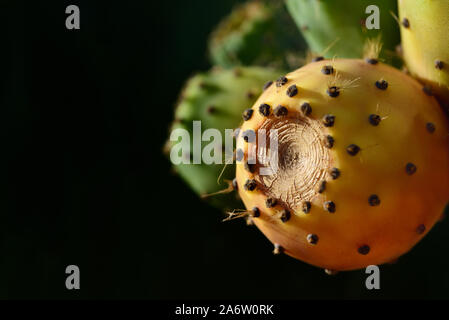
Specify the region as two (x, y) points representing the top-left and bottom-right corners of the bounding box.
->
(235, 59), (449, 271)
(398, 0), (449, 112)
(286, 0), (400, 61)
(208, 0), (305, 69)
(166, 66), (283, 210)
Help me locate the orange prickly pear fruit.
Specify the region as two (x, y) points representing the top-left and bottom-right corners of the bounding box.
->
(235, 58), (449, 271)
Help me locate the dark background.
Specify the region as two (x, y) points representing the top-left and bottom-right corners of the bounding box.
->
(1, 0), (449, 299)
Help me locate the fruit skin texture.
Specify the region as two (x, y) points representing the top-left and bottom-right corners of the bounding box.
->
(208, 0), (305, 69)
(286, 0), (399, 60)
(398, 0), (449, 111)
(167, 66), (283, 210)
(236, 59), (449, 271)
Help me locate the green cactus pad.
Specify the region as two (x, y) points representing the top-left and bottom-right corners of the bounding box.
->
(166, 66), (283, 211)
(208, 0), (306, 69)
(286, 0), (400, 62)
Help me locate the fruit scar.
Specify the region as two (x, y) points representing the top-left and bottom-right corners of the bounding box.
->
(235, 58), (449, 271)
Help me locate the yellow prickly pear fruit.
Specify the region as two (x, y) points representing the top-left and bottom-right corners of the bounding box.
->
(235, 58), (449, 271)
(398, 0), (449, 111)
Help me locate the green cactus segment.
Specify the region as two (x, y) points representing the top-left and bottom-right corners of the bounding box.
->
(167, 66), (283, 210)
(398, 0), (449, 112)
(285, 0), (400, 60)
(208, 0), (306, 69)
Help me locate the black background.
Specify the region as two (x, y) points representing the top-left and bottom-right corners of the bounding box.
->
(2, 0), (449, 299)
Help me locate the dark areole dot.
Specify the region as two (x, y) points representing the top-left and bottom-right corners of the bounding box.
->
(307, 234), (319, 245)
(323, 114), (335, 127)
(242, 130), (256, 143)
(321, 65), (334, 75)
(317, 181), (326, 193)
(266, 198), (277, 208)
(329, 168), (340, 180)
(358, 245), (370, 255)
(368, 194), (381, 206)
(366, 58), (378, 65)
(259, 103), (271, 117)
(312, 56), (324, 62)
(346, 144), (360, 156)
(324, 201), (336, 213)
(280, 210), (291, 222)
(327, 86), (340, 98)
(302, 201), (311, 213)
(274, 105), (288, 117)
(406, 162), (417, 175)
(369, 114), (381, 126)
(435, 60), (445, 70)
(242, 108), (254, 121)
(251, 207), (260, 218)
(286, 84), (299, 97)
(301, 102), (312, 116)
(276, 76), (288, 87)
(426, 122), (436, 133)
(244, 179), (257, 191)
(375, 79), (388, 90)
(324, 135), (334, 149)
(416, 224), (426, 234)
(402, 18), (410, 28)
